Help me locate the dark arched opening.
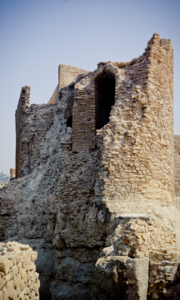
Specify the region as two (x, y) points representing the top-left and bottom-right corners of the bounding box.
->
(95, 72), (115, 130)
(67, 115), (72, 128)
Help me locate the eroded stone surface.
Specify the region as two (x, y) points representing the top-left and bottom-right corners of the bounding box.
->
(0, 241), (39, 300)
(96, 216), (180, 300)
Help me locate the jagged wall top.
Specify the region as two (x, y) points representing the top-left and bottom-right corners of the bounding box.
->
(15, 34), (174, 214)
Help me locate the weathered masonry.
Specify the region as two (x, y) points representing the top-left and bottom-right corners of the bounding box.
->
(0, 242), (39, 300)
(15, 65), (89, 178)
(3, 34), (180, 300)
(16, 33), (176, 214)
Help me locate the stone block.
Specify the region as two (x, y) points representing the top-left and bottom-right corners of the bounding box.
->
(0, 242), (39, 300)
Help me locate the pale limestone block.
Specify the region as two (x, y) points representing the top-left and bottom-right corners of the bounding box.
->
(13, 273), (21, 292)
(0, 275), (6, 289)
(3, 279), (17, 300)
(0, 242), (39, 299)
(31, 251), (37, 262)
(0, 257), (10, 275)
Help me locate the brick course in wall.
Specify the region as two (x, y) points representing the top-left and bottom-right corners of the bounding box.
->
(71, 33), (174, 214)
(95, 34), (174, 213)
(72, 74), (96, 152)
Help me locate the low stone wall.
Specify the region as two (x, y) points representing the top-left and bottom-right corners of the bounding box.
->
(0, 241), (40, 300)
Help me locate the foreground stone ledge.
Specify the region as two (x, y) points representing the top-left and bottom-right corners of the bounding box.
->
(0, 241), (40, 300)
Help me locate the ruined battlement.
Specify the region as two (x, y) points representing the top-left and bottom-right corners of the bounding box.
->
(15, 34), (174, 214)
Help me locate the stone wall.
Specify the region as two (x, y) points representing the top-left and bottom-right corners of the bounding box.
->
(58, 64), (90, 89)
(95, 34), (174, 214)
(16, 35), (175, 209)
(15, 86), (30, 179)
(16, 102), (57, 178)
(148, 253), (180, 300)
(95, 255), (149, 300)
(10, 169), (15, 179)
(174, 135), (180, 197)
(72, 74), (96, 152)
(16, 64), (90, 178)
(0, 241), (39, 300)
(8, 33), (180, 300)
(48, 64), (90, 105)
(10, 169), (15, 181)
(71, 34), (174, 214)
(117, 218), (178, 259)
(96, 216), (180, 300)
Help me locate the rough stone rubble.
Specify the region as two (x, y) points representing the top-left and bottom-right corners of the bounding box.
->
(0, 242), (39, 300)
(97, 216), (180, 299)
(0, 33), (180, 300)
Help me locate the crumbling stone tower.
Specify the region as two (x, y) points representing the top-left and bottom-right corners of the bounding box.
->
(15, 33), (174, 214)
(95, 34), (174, 213)
(3, 34), (179, 300)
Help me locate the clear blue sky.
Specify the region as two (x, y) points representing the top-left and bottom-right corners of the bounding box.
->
(0, 0), (180, 174)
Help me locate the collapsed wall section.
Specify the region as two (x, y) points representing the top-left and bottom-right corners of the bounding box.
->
(96, 33), (174, 213)
(0, 241), (40, 300)
(16, 64), (90, 178)
(17, 103), (57, 178)
(15, 85), (58, 179)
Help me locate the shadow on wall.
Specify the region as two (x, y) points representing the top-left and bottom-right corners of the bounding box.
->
(67, 115), (72, 128)
(95, 72), (115, 130)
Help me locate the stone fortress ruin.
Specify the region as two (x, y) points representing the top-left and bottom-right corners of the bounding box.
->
(1, 33), (180, 299)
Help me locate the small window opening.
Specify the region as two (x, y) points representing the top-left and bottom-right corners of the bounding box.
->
(95, 72), (115, 130)
(67, 115), (72, 128)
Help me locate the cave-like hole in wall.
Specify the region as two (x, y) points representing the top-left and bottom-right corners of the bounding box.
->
(95, 72), (115, 130)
